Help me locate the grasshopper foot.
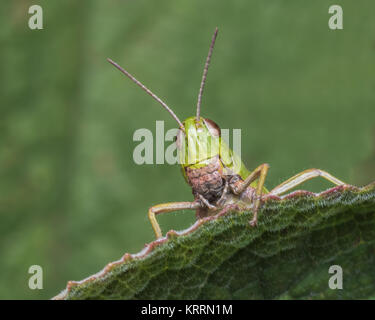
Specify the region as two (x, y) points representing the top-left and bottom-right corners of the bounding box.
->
(198, 194), (217, 210)
(249, 217), (258, 227)
(249, 204), (259, 227)
(249, 193), (262, 227)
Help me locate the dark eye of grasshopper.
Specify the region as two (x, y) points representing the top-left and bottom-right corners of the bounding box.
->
(204, 118), (221, 137)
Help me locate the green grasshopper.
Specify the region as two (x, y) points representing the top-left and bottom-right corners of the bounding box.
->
(108, 28), (346, 239)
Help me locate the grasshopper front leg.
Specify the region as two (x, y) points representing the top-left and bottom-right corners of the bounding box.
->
(148, 201), (202, 239)
(231, 163), (270, 226)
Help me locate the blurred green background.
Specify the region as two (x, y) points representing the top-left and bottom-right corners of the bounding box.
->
(0, 0), (374, 299)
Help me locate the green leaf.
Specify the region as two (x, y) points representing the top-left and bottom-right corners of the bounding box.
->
(54, 183), (375, 300)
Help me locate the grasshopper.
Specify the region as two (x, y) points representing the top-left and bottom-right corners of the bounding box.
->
(108, 28), (346, 239)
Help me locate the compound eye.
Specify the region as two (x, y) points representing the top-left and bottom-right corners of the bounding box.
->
(204, 118), (221, 137)
(175, 128), (185, 149)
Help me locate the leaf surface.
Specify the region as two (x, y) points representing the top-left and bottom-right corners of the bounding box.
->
(54, 184), (375, 300)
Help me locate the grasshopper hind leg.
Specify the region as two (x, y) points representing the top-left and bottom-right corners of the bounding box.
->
(269, 168), (346, 196)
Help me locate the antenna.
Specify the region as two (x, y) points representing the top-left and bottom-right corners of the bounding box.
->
(107, 58), (185, 130)
(196, 27), (218, 122)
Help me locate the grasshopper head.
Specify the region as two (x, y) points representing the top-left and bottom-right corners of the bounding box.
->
(176, 116), (221, 168)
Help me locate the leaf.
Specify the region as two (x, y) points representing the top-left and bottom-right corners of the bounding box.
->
(54, 183), (375, 300)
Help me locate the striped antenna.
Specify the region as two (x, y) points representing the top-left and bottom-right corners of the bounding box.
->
(107, 58), (185, 130)
(196, 27), (218, 122)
